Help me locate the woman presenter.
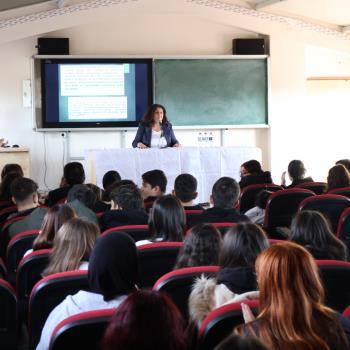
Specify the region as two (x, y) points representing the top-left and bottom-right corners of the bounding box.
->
(132, 104), (180, 149)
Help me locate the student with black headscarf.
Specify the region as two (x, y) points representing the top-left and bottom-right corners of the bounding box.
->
(36, 232), (138, 350)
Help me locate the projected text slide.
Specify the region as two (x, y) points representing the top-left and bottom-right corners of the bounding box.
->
(68, 96), (128, 120)
(60, 64), (125, 96)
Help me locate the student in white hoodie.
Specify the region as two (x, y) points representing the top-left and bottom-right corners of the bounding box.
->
(36, 232), (138, 350)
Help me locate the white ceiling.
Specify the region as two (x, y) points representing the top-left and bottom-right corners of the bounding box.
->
(1, 0), (350, 31)
(227, 0), (350, 28)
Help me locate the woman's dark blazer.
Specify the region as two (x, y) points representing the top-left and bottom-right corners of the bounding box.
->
(132, 121), (179, 148)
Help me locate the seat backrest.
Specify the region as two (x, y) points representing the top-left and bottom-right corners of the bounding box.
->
(6, 230), (40, 286)
(29, 270), (90, 349)
(185, 210), (205, 229)
(102, 225), (150, 242)
(0, 200), (15, 211)
(263, 188), (315, 230)
(327, 187), (350, 199)
(238, 184), (283, 213)
(198, 299), (259, 350)
(49, 308), (116, 350)
(0, 257), (7, 280)
(299, 194), (350, 233)
(0, 206), (18, 226)
(337, 207), (350, 249)
(153, 266), (219, 320)
(316, 260), (350, 312)
(0, 278), (17, 350)
(210, 222), (237, 236)
(0, 215), (26, 260)
(294, 182), (327, 195)
(137, 242), (183, 288)
(16, 249), (51, 324)
(343, 305), (350, 317)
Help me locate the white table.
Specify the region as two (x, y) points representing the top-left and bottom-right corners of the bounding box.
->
(88, 147), (262, 203)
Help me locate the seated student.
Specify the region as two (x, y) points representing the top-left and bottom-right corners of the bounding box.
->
(174, 223), (222, 269)
(101, 170), (121, 202)
(239, 160), (272, 189)
(36, 232), (138, 350)
(172, 173), (204, 210)
(136, 195), (185, 246)
(102, 170), (121, 191)
(103, 290), (186, 350)
(102, 179), (136, 205)
(42, 217), (99, 276)
(244, 190), (272, 225)
(25, 204), (76, 257)
(46, 162), (85, 206)
(7, 177), (48, 238)
(326, 164), (350, 192)
(189, 223), (268, 326)
(0, 172), (22, 202)
(1, 163), (24, 180)
(140, 169), (167, 210)
(281, 160), (313, 188)
(289, 210), (347, 261)
(66, 184), (98, 225)
(99, 184), (148, 232)
(86, 183), (110, 213)
(336, 159), (350, 172)
(217, 223), (269, 294)
(236, 242), (350, 349)
(188, 177), (249, 228)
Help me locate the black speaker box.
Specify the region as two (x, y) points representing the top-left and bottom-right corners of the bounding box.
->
(37, 38), (69, 55)
(232, 38), (265, 55)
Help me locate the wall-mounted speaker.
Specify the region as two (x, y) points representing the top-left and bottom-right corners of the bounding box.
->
(37, 38), (69, 55)
(232, 38), (265, 55)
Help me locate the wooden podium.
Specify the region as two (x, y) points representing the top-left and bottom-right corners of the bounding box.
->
(0, 148), (30, 177)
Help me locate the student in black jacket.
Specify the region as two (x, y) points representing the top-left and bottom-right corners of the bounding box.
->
(217, 223), (269, 294)
(188, 176), (248, 228)
(100, 184), (148, 232)
(239, 160), (272, 189)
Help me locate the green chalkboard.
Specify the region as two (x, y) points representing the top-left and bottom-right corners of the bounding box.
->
(154, 58), (268, 126)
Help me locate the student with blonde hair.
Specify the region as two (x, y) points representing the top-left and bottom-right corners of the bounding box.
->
(42, 217), (99, 277)
(24, 204), (76, 257)
(237, 242), (350, 349)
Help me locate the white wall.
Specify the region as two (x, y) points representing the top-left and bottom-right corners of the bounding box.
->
(0, 0), (350, 191)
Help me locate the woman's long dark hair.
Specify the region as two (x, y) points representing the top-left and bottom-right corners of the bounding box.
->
(219, 223), (269, 268)
(327, 164), (350, 191)
(142, 104), (169, 125)
(290, 210), (347, 261)
(148, 195), (185, 242)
